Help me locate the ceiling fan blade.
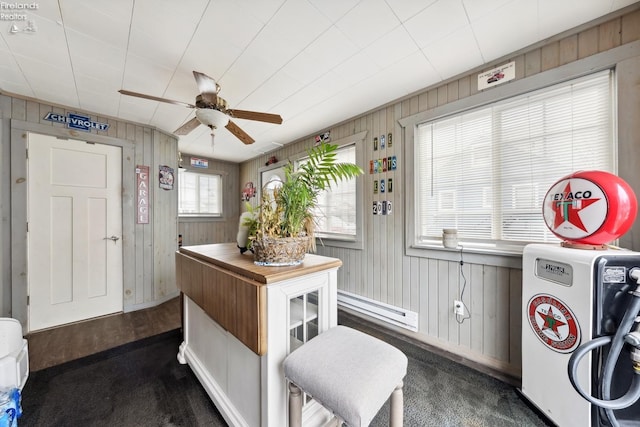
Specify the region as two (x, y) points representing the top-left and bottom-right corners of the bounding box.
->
(174, 117), (201, 135)
(227, 109), (283, 124)
(225, 120), (255, 145)
(193, 71), (220, 96)
(118, 89), (195, 108)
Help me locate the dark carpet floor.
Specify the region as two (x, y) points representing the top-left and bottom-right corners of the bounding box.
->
(18, 316), (553, 427)
(19, 330), (227, 427)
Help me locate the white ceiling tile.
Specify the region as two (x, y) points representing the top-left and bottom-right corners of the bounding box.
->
(423, 26), (484, 80)
(274, 81), (333, 120)
(0, 33), (9, 52)
(75, 71), (121, 98)
(612, 0), (639, 10)
(77, 91), (120, 117)
(363, 51), (440, 104)
(4, 16), (70, 69)
(239, 70), (304, 114)
(15, 55), (75, 91)
(335, 0), (400, 49)
(58, 0), (132, 50)
(151, 103), (194, 133)
(385, 0), (438, 22)
(331, 53), (382, 88)
(121, 53), (175, 97)
(117, 97), (158, 124)
(128, 0), (209, 69)
(220, 52), (280, 107)
(179, 42), (243, 87)
(282, 26), (359, 85)
(0, 55), (30, 91)
(307, 0), (360, 22)
(248, 0), (332, 68)
(462, 0), (515, 22)
(66, 29), (126, 79)
(363, 25), (420, 69)
(34, 87), (79, 109)
(471, 0), (539, 62)
(403, 0), (469, 48)
(233, 0), (286, 24)
(0, 80), (33, 96)
(31, 0), (62, 20)
(210, 1), (269, 50)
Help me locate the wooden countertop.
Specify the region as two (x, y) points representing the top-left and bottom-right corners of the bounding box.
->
(178, 243), (342, 284)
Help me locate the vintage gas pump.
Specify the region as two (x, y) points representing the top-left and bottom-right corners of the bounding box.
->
(521, 171), (640, 426)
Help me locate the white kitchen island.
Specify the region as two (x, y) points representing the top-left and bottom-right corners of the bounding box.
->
(175, 243), (342, 427)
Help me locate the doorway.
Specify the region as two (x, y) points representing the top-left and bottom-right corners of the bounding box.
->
(27, 133), (123, 331)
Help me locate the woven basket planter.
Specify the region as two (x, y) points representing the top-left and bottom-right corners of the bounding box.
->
(252, 236), (310, 266)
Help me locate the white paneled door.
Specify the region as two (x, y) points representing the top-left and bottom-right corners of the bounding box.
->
(27, 133), (123, 331)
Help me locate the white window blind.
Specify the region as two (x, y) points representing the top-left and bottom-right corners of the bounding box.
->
(300, 144), (358, 238)
(415, 70), (614, 247)
(178, 169), (222, 216)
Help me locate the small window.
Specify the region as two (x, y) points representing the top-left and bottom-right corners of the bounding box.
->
(178, 169), (222, 216)
(297, 144), (359, 239)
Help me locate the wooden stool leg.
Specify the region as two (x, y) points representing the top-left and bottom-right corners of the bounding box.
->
(289, 382), (303, 427)
(389, 381), (404, 427)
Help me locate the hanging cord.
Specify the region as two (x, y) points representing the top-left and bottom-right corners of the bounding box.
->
(456, 245), (471, 324)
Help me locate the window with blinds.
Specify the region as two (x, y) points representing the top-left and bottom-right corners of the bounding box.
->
(178, 169), (222, 216)
(299, 144), (358, 238)
(415, 70), (614, 248)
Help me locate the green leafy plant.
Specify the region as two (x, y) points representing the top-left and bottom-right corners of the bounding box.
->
(244, 142), (363, 252)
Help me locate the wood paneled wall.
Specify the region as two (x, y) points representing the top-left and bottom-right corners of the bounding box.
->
(239, 6), (640, 377)
(177, 154), (240, 246)
(0, 94), (179, 325)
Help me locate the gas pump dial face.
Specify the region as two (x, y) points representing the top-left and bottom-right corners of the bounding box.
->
(542, 170), (637, 245)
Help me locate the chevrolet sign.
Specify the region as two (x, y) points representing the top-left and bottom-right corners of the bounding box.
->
(43, 112), (110, 132)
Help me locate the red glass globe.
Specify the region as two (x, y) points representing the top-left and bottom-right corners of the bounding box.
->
(542, 170), (637, 245)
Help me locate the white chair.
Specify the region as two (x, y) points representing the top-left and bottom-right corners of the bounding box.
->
(0, 318), (29, 391)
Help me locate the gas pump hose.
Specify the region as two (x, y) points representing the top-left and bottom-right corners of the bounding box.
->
(567, 278), (640, 421)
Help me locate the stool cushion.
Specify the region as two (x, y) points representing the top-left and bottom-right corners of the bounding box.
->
(283, 325), (407, 427)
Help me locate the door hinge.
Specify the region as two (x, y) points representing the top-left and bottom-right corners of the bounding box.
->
(27, 295), (29, 306)
(26, 222), (28, 232)
(25, 148), (28, 159)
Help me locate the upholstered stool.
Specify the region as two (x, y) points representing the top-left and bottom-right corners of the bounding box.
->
(283, 325), (408, 427)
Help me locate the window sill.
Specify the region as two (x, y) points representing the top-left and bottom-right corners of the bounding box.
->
(178, 216), (224, 222)
(406, 243), (524, 268)
(315, 235), (363, 250)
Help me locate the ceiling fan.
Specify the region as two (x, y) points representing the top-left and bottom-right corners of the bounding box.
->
(118, 71), (283, 146)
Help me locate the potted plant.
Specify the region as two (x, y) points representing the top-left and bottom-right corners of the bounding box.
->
(242, 142), (363, 266)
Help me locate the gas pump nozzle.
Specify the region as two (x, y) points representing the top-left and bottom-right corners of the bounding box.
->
(625, 323), (640, 372)
(568, 267), (640, 420)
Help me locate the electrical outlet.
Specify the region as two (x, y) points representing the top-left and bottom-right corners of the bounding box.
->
(453, 300), (464, 316)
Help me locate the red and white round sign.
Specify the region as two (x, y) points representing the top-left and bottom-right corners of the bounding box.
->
(527, 294), (581, 353)
(542, 170), (637, 245)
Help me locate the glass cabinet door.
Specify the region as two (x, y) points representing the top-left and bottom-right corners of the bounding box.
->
(288, 290), (319, 352)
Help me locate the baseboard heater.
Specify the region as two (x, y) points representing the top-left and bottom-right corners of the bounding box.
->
(337, 290), (418, 332)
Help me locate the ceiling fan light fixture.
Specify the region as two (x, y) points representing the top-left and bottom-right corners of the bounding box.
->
(196, 108), (228, 129)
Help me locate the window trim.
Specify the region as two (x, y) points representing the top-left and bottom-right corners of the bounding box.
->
(400, 56), (620, 265)
(177, 168), (224, 218)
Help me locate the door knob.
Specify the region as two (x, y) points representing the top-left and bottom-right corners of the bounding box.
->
(103, 235), (120, 244)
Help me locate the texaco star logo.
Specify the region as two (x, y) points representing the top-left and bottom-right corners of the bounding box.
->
(527, 294), (580, 353)
(543, 178), (607, 240)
